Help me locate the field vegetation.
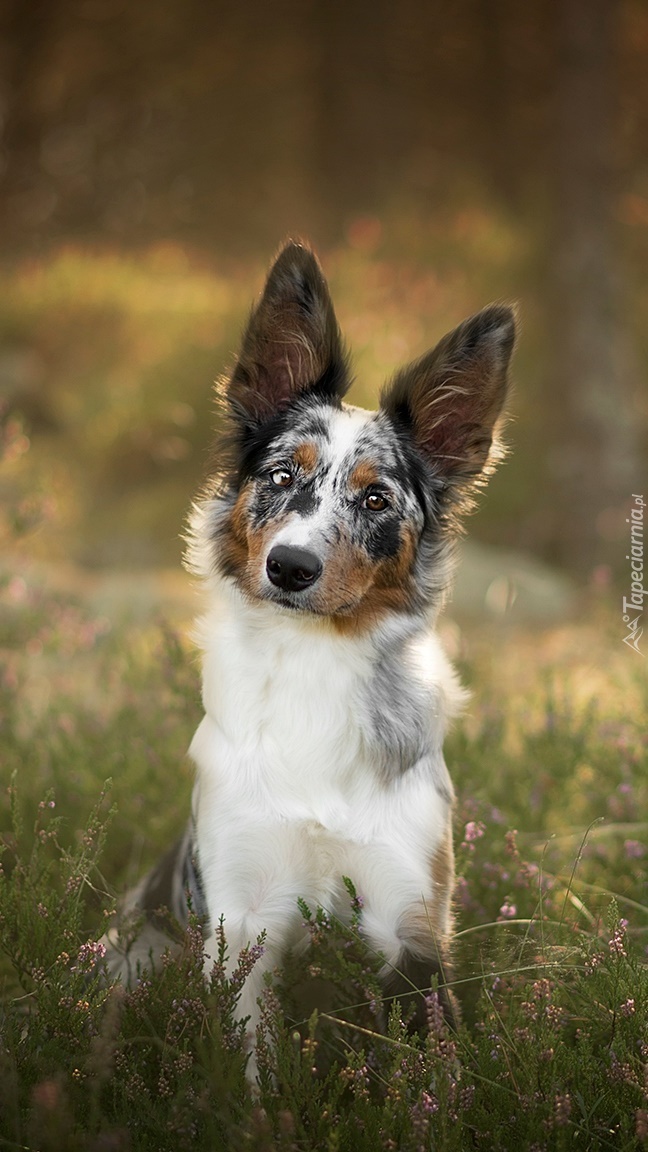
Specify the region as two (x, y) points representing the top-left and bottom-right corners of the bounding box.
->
(1, 533), (646, 1150)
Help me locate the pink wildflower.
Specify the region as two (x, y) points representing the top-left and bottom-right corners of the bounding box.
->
(463, 820), (485, 843)
(609, 920), (628, 958)
(498, 901), (517, 920)
(73, 940), (107, 972)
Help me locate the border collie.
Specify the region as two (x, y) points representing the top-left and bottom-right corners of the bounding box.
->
(104, 241), (516, 1080)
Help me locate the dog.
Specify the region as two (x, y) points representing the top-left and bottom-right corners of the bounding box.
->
(103, 241), (516, 1080)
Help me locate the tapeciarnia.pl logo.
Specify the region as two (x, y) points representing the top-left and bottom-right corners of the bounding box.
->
(622, 494), (645, 656)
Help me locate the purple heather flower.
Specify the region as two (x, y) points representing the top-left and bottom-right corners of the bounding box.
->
(498, 901), (517, 920)
(463, 820), (485, 844)
(609, 921), (628, 958)
(554, 1093), (572, 1127)
(73, 940), (106, 972)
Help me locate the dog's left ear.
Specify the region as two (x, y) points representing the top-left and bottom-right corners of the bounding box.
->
(226, 241), (348, 425)
(381, 303), (516, 486)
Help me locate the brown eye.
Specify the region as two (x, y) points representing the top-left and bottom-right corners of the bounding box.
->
(270, 467), (293, 488)
(363, 492), (388, 512)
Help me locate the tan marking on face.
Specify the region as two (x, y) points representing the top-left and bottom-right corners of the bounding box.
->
(329, 523), (419, 635)
(329, 584), (411, 636)
(240, 517), (283, 597)
(230, 487), (250, 544)
(379, 522), (418, 585)
(220, 487), (251, 575)
(306, 535), (377, 616)
(222, 487), (295, 597)
(292, 441), (319, 472)
(349, 459), (379, 491)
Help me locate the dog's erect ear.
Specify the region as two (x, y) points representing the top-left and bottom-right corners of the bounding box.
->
(226, 241), (348, 425)
(381, 304), (516, 485)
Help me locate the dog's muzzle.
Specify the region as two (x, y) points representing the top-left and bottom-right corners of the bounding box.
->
(266, 545), (322, 592)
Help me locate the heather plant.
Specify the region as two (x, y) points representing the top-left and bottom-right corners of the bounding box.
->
(1, 557), (647, 1148)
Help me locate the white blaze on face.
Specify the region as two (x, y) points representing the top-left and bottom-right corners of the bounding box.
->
(266, 406), (374, 555)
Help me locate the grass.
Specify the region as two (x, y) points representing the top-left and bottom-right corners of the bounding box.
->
(0, 549), (646, 1150)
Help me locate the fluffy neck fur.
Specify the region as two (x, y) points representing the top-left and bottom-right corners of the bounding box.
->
(189, 560), (465, 806)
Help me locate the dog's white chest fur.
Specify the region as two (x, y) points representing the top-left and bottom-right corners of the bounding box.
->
(188, 580), (459, 989)
(193, 588), (372, 822)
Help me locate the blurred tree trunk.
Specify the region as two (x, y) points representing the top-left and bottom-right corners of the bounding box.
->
(308, 0), (401, 239)
(0, 0), (54, 231)
(476, 0), (518, 209)
(547, 0), (639, 574)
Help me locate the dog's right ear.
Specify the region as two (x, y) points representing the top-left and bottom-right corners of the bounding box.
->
(226, 241), (349, 425)
(381, 304), (516, 490)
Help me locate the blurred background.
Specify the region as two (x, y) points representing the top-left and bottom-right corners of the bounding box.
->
(0, 0), (646, 619)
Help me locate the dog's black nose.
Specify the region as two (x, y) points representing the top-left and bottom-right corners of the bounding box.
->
(266, 545), (322, 592)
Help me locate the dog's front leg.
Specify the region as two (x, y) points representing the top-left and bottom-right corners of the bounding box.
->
(378, 929), (460, 1032)
(349, 831), (460, 1034)
(199, 836), (312, 1084)
(203, 924), (283, 1084)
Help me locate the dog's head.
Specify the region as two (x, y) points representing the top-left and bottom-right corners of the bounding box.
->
(191, 241), (516, 629)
